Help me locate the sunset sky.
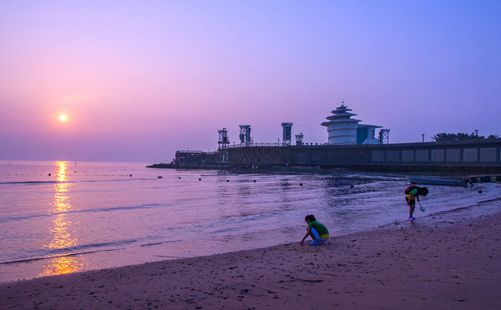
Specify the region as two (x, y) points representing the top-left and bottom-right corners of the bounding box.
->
(1, 1), (500, 162)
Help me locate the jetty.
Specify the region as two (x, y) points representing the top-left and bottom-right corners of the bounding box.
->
(149, 103), (501, 173)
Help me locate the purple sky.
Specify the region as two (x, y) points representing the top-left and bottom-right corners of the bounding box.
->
(1, 1), (500, 162)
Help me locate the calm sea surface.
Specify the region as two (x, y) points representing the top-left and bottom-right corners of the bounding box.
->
(0, 160), (500, 282)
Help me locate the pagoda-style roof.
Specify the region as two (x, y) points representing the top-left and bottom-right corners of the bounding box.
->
(331, 103), (355, 115)
(322, 102), (360, 126)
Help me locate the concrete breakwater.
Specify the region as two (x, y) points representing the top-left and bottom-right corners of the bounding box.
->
(469, 175), (501, 183)
(150, 140), (501, 173)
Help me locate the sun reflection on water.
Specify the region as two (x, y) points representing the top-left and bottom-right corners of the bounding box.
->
(40, 161), (85, 276)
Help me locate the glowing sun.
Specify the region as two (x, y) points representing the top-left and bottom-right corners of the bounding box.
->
(58, 114), (69, 123)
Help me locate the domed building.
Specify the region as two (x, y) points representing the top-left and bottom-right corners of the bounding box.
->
(321, 102), (383, 145)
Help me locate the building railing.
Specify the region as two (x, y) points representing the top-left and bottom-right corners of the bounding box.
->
(227, 143), (282, 148)
(174, 143), (326, 153)
(176, 150), (205, 154)
(176, 149), (220, 155)
(224, 142), (328, 148)
(180, 141), (398, 154)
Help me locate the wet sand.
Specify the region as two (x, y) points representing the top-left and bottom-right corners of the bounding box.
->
(1, 202), (501, 309)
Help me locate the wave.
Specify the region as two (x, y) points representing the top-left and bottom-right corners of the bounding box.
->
(0, 203), (166, 223)
(140, 239), (182, 247)
(0, 181), (60, 185)
(0, 239), (137, 265)
(478, 196), (501, 204)
(49, 239), (138, 254)
(0, 178), (154, 186)
(0, 249), (118, 265)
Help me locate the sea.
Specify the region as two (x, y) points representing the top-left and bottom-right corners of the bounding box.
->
(1, 160), (500, 283)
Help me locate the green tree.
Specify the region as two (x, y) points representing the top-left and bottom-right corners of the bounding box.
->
(432, 131), (500, 142)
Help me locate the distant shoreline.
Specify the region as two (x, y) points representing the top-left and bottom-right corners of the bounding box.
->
(147, 163), (501, 181)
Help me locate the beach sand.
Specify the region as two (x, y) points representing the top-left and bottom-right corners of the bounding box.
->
(1, 202), (501, 309)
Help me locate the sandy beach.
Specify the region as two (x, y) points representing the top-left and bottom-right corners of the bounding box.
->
(1, 200), (501, 310)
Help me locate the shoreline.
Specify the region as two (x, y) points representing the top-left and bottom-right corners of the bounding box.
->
(147, 162), (501, 175)
(2, 200), (501, 309)
(2, 192), (498, 284)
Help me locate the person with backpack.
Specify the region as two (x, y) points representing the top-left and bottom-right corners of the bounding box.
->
(405, 184), (429, 221)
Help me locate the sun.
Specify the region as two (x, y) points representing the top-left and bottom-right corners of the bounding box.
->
(58, 114), (69, 123)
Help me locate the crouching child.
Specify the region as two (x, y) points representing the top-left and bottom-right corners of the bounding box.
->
(301, 214), (329, 246)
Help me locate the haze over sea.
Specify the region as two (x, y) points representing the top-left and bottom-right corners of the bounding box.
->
(1, 160), (500, 283)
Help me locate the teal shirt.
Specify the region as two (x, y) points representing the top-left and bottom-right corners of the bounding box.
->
(409, 188), (419, 197)
(308, 221), (329, 235)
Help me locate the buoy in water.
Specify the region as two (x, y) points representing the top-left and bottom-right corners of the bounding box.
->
(226, 180), (230, 182)
(178, 177), (181, 179)
(299, 183), (303, 186)
(198, 178), (202, 181)
(478, 190), (483, 193)
(48, 173), (51, 176)
(253, 180), (256, 182)
(158, 176), (163, 179)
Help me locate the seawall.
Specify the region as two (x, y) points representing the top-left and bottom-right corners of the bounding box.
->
(152, 140), (501, 173)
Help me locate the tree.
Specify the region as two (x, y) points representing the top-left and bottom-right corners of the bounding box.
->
(431, 131), (499, 143)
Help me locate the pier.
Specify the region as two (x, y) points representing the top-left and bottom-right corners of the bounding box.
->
(151, 104), (501, 173)
(155, 140), (501, 173)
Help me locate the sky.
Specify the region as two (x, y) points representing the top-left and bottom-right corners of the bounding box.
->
(1, 0), (500, 162)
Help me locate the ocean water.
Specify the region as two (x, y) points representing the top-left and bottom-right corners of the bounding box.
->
(0, 160), (500, 283)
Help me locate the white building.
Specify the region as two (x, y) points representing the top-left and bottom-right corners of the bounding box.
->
(321, 102), (383, 145)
